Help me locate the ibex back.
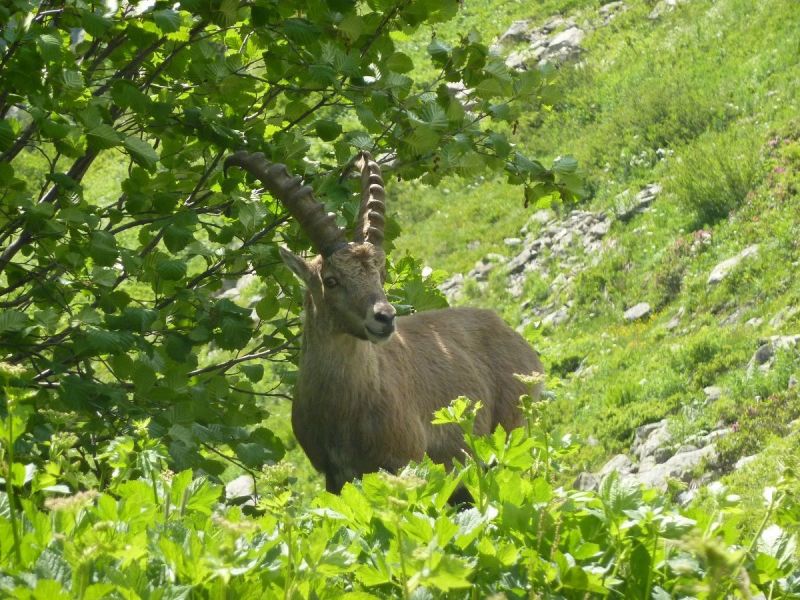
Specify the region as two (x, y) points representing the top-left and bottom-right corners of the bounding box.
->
(226, 151), (543, 494)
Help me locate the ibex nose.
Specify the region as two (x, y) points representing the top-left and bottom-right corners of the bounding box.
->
(373, 303), (396, 326)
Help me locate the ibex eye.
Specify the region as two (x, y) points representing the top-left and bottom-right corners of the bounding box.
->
(323, 276), (339, 288)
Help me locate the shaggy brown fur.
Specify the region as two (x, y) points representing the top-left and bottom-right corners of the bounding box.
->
(282, 243), (544, 494)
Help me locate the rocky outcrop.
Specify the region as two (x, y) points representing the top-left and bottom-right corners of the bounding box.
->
(495, 3), (633, 70)
(496, 16), (586, 70)
(575, 419), (730, 504)
(439, 184), (663, 312)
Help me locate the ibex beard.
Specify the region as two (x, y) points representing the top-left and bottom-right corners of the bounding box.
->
(227, 150), (544, 497)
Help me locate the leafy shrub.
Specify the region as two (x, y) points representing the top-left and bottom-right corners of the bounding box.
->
(668, 127), (763, 226)
(716, 389), (800, 468)
(3, 395), (799, 598)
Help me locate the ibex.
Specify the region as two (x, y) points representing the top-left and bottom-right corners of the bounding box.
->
(226, 151), (543, 494)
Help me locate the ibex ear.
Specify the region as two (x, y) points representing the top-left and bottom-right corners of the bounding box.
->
(278, 246), (313, 285)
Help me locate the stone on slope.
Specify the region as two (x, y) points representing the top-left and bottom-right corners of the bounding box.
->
(624, 302), (651, 321)
(707, 244), (759, 285)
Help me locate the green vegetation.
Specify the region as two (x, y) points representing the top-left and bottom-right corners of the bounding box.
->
(2, 0), (800, 596)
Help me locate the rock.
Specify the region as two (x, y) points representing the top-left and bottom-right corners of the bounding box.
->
(549, 273), (569, 292)
(573, 471), (599, 491)
(789, 374), (798, 389)
(505, 46), (547, 70)
(675, 444), (699, 455)
(769, 305), (800, 328)
(530, 209), (556, 225)
(599, 1), (627, 23)
(707, 244), (759, 285)
(653, 446), (676, 464)
(225, 475), (256, 505)
(439, 273), (464, 302)
(470, 261), (494, 282)
(633, 420), (671, 463)
(752, 342), (775, 365)
(497, 20), (533, 45)
(703, 386), (724, 402)
(616, 183), (661, 222)
(543, 26), (585, 63)
(624, 302), (651, 321)
(666, 307), (685, 330)
(506, 247), (536, 274)
(633, 445), (717, 491)
(541, 306), (569, 327)
(504, 237), (522, 247)
(598, 453), (635, 477)
(747, 335), (800, 375)
(588, 220), (611, 238)
(734, 454), (757, 470)
(746, 317), (764, 327)
(548, 26), (584, 49)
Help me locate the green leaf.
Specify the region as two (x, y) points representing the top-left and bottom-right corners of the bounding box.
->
(163, 223), (194, 253)
(234, 442), (270, 468)
(314, 119), (343, 141)
(81, 11), (112, 37)
(241, 363), (264, 382)
(37, 33), (62, 62)
(88, 231), (119, 266)
(553, 155), (578, 174)
(63, 69), (84, 90)
(111, 82), (150, 113)
(0, 309), (29, 333)
(0, 119), (16, 151)
(215, 316), (253, 350)
(87, 124), (122, 150)
(255, 296), (280, 320)
(424, 555), (473, 591)
(153, 9), (181, 33)
(386, 52), (414, 73)
(106, 308), (158, 333)
(183, 476), (221, 515)
(156, 259), (187, 281)
(124, 136), (159, 170)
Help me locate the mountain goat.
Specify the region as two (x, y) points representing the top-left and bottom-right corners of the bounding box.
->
(226, 151), (543, 494)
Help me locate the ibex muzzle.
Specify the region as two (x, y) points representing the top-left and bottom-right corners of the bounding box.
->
(226, 150), (544, 496)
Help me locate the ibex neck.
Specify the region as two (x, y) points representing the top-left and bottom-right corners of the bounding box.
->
(300, 307), (380, 375)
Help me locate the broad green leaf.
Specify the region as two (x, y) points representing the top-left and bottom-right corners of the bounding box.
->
(124, 136), (159, 170)
(255, 296), (280, 320)
(156, 259), (187, 281)
(87, 124), (122, 150)
(63, 69), (84, 89)
(386, 52), (414, 73)
(314, 119), (342, 141)
(88, 231), (119, 266)
(241, 363), (264, 382)
(37, 33), (62, 62)
(0, 309), (28, 333)
(163, 223), (195, 253)
(153, 9), (182, 33)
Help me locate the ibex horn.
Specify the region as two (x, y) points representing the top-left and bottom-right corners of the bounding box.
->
(225, 151), (347, 257)
(354, 151), (386, 248)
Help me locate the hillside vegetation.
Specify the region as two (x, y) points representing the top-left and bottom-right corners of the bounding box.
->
(395, 0), (800, 513)
(1, 0), (800, 597)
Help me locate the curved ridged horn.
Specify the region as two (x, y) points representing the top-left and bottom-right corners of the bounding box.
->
(225, 151), (346, 257)
(354, 151), (386, 248)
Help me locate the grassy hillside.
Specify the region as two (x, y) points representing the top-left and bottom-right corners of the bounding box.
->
(393, 0), (800, 515)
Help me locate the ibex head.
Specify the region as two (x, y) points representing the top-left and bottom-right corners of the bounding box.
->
(225, 151), (396, 343)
